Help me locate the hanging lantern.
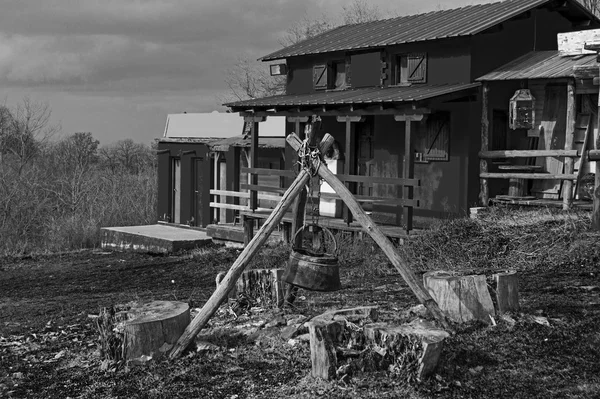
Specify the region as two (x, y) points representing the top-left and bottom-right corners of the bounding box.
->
(509, 89), (535, 130)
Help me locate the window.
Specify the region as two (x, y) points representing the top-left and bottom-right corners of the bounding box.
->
(414, 112), (450, 162)
(395, 53), (427, 84)
(313, 59), (350, 90)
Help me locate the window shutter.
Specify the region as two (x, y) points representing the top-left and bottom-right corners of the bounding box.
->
(424, 112), (449, 161)
(313, 64), (328, 90)
(407, 53), (427, 83)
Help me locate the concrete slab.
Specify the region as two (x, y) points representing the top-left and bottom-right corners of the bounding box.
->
(101, 224), (212, 253)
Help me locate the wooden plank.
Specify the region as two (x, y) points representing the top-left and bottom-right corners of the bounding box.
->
(209, 202), (248, 211)
(286, 133), (451, 331)
(291, 119), (307, 247)
(314, 192), (419, 207)
(563, 81), (576, 209)
(210, 189), (250, 198)
(480, 173), (577, 180)
(170, 136), (336, 359)
(336, 116), (365, 123)
(479, 150), (579, 158)
(588, 149), (600, 161)
(344, 119), (356, 224)
(241, 167), (296, 178)
(573, 65), (599, 79)
(333, 174), (420, 186)
(595, 91), (600, 230)
(241, 184), (287, 194)
(480, 83), (490, 206)
(395, 114), (425, 122)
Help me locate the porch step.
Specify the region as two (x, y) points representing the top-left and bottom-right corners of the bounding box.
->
(101, 224), (212, 253)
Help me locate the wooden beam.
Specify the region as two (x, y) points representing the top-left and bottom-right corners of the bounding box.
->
(588, 149), (600, 161)
(480, 173), (578, 180)
(394, 114), (426, 122)
(291, 119), (306, 247)
(249, 121), (259, 210)
(241, 167), (296, 178)
(336, 115), (365, 123)
(286, 133), (451, 331)
(403, 118), (415, 233)
(286, 116), (309, 123)
(594, 94), (600, 230)
(480, 83), (490, 206)
(169, 135), (335, 359)
(479, 150), (580, 158)
(343, 118), (356, 224)
(563, 81), (576, 209)
(237, 107), (432, 118)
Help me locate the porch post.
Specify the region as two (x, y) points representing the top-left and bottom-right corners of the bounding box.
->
(337, 116), (363, 225)
(245, 116), (266, 211)
(563, 80), (576, 210)
(480, 82), (490, 206)
(213, 152), (221, 222)
(288, 116), (309, 246)
(583, 42), (600, 229)
(395, 114), (423, 233)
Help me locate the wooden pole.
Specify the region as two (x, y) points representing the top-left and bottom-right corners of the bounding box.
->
(287, 134), (452, 331)
(563, 80), (576, 210)
(342, 118), (356, 224)
(594, 110), (600, 230)
(395, 115), (422, 233)
(480, 83), (490, 206)
(250, 120), (259, 210)
(291, 119), (307, 247)
(169, 135), (335, 358)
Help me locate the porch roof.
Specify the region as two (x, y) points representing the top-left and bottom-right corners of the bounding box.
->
(476, 50), (596, 81)
(225, 82), (480, 112)
(209, 135), (286, 152)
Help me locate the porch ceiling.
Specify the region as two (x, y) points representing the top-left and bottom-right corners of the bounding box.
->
(476, 50), (596, 81)
(225, 83), (481, 114)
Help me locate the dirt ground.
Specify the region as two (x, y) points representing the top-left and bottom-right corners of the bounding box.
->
(1, 235), (600, 398)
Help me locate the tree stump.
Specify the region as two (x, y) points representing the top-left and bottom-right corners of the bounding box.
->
(494, 270), (519, 313)
(423, 271), (495, 323)
(123, 301), (190, 361)
(306, 307), (448, 381)
(216, 268), (284, 306)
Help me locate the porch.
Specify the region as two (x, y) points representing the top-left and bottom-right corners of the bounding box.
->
(216, 83), (482, 243)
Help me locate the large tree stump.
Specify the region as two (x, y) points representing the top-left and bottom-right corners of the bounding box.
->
(123, 301), (190, 361)
(306, 307), (448, 382)
(423, 271), (495, 323)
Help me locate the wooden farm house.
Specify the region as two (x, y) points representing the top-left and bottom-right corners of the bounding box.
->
(213, 0), (600, 240)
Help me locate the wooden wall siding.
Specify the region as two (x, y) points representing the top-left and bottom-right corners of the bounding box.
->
(239, 149), (284, 209)
(351, 52), (382, 88)
(471, 8), (574, 82)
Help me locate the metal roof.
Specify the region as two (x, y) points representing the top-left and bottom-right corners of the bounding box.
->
(209, 136), (286, 152)
(261, 0), (597, 61)
(476, 50), (597, 80)
(225, 83), (481, 109)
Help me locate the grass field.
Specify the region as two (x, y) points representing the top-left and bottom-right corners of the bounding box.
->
(1, 207), (599, 398)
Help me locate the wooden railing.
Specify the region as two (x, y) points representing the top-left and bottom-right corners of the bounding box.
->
(478, 150), (580, 181)
(210, 167), (421, 233)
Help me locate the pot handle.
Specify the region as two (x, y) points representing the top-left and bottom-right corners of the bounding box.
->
(292, 224), (337, 255)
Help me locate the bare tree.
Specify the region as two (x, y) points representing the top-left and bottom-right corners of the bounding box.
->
(222, 0), (384, 103)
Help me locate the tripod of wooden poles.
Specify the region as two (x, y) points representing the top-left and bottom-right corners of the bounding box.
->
(169, 132), (451, 359)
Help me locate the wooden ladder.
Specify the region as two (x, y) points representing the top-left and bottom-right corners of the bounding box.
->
(572, 113), (593, 199)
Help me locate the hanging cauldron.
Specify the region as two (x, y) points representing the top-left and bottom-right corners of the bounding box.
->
(282, 225), (342, 292)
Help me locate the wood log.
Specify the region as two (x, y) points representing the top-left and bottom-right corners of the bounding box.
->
(123, 301), (190, 361)
(423, 271), (495, 324)
(286, 134), (452, 331)
(169, 134), (335, 359)
(494, 271), (520, 313)
(216, 268), (284, 305)
(307, 320), (345, 380)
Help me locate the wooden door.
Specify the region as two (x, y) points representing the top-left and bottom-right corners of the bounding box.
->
(172, 158), (181, 223)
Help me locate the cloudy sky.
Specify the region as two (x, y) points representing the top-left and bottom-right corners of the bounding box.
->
(0, 0), (496, 144)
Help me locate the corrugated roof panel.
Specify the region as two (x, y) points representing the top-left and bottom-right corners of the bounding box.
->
(477, 51), (597, 80)
(261, 0), (564, 61)
(225, 83), (481, 109)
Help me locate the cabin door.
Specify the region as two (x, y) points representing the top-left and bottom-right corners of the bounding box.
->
(172, 158), (181, 224)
